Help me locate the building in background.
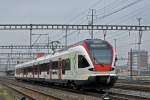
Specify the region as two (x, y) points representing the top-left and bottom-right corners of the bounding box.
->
(128, 50), (148, 76)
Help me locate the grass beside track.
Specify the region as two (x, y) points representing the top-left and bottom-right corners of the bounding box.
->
(0, 84), (13, 100)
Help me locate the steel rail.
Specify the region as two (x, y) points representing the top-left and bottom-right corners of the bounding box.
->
(0, 78), (104, 100)
(0, 79), (60, 100)
(109, 88), (150, 100)
(3, 77), (150, 100)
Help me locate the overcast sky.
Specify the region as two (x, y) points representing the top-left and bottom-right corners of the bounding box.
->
(0, 0), (150, 64)
(0, 0), (98, 24)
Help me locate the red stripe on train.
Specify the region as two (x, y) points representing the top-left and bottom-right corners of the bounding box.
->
(94, 64), (111, 72)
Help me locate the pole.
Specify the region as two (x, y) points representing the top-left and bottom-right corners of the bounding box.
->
(91, 9), (94, 39)
(114, 39), (117, 66)
(137, 18), (142, 52)
(137, 18), (142, 73)
(30, 24), (32, 58)
(30, 24), (32, 46)
(65, 28), (67, 48)
(130, 48), (133, 79)
(103, 30), (107, 40)
(48, 35), (50, 54)
(88, 9), (96, 39)
(114, 39), (117, 53)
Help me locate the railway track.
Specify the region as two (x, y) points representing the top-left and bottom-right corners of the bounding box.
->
(116, 79), (150, 85)
(114, 83), (150, 92)
(0, 78), (105, 100)
(0, 79), (59, 100)
(1, 78), (150, 100)
(108, 80), (150, 100)
(109, 88), (150, 100)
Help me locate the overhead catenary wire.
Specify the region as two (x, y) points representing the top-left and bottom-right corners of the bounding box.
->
(57, 0), (105, 43)
(57, 0), (125, 42)
(102, 1), (150, 43)
(76, 0), (144, 41)
(56, 0), (148, 58)
(67, 0), (103, 24)
(58, 0), (128, 43)
(96, 0), (143, 21)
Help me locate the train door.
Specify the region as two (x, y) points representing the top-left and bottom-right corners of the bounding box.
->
(58, 58), (62, 80)
(49, 61), (52, 80)
(32, 65), (34, 78)
(77, 54), (90, 75)
(71, 52), (78, 79)
(37, 65), (40, 78)
(51, 61), (59, 79)
(25, 68), (27, 78)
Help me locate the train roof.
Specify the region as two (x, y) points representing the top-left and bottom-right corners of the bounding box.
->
(84, 39), (108, 43)
(15, 48), (76, 69)
(15, 39), (110, 69)
(58, 39), (108, 51)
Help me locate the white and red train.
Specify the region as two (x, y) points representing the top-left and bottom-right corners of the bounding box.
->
(15, 39), (117, 89)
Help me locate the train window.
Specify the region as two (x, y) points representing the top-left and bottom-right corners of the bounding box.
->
(46, 63), (49, 74)
(78, 55), (89, 68)
(52, 61), (58, 69)
(28, 67), (32, 72)
(47, 63), (49, 74)
(23, 68), (26, 75)
(62, 60), (65, 74)
(62, 59), (71, 74)
(34, 66), (38, 75)
(39, 64), (42, 73)
(39, 63), (49, 72)
(65, 59), (71, 70)
(38, 65), (41, 75)
(62, 60), (65, 69)
(17, 68), (19, 74)
(24, 69), (27, 75)
(62, 59), (71, 70)
(39, 70), (41, 75)
(20, 68), (23, 74)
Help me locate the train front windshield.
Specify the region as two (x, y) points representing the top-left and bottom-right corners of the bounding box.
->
(88, 42), (112, 65)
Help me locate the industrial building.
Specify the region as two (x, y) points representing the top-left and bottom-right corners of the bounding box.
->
(128, 50), (149, 76)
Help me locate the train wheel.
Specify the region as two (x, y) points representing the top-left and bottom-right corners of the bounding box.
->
(67, 81), (72, 88)
(97, 89), (106, 94)
(71, 83), (79, 90)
